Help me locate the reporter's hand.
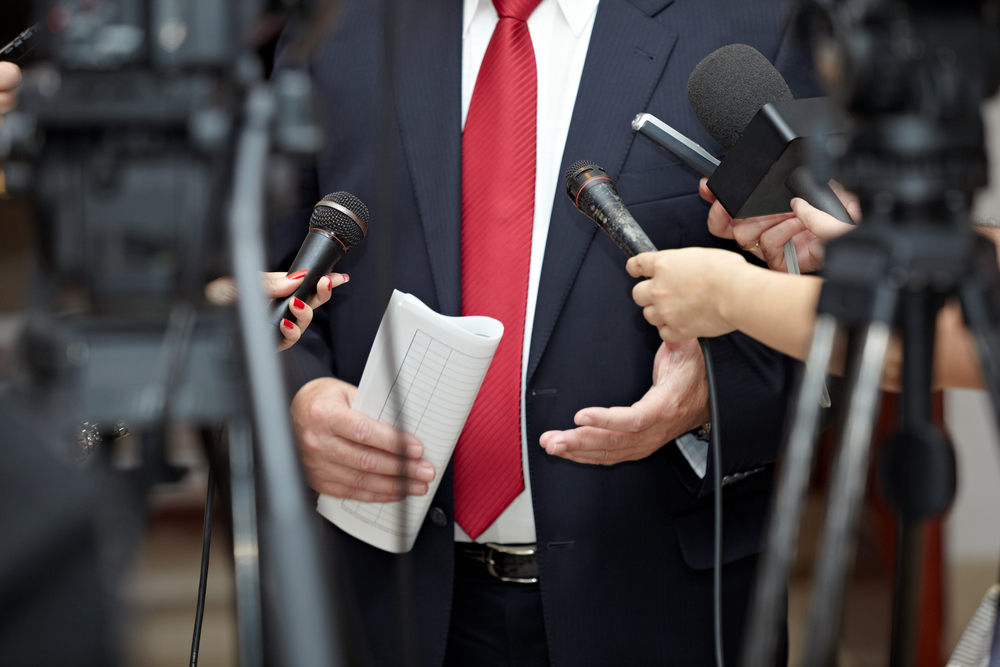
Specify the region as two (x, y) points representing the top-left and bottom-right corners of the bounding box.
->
(701, 177), (860, 273)
(789, 196), (857, 265)
(0, 62), (20, 115)
(537, 340), (709, 464)
(290, 377), (435, 501)
(628, 248), (748, 342)
(204, 270), (348, 351)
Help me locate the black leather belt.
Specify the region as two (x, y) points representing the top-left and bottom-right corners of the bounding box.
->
(455, 542), (538, 584)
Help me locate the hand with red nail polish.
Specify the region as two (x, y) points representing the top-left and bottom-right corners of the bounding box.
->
(203, 270), (349, 351)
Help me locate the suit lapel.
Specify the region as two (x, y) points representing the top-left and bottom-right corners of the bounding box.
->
(527, 0), (678, 382)
(392, 0), (464, 316)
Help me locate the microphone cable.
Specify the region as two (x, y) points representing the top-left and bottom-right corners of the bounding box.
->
(564, 160), (725, 667)
(190, 469), (215, 667)
(701, 338), (725, 667)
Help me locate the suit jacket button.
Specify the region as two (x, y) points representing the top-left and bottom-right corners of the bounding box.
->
(429, 507), (448, 527)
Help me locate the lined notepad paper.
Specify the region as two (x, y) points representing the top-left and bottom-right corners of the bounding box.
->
(317, 290), (503, 553)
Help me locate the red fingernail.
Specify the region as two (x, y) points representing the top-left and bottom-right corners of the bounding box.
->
(292, 297), (306, 310)
(281, 319), (294, 330)
(287, 270), (308, 280)
(341, 274), (350, 283)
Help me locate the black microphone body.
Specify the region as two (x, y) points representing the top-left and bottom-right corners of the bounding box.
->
(706, 98), (853, 222)
(784, 164), (852, 223)
(268, 192), (369, 327)
(564, 160), (656, 257)
(270, 229), (347, 326)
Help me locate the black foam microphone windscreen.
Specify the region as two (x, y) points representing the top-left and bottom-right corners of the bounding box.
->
(685, 44), (793, 150)
(268, 191), (369, 327)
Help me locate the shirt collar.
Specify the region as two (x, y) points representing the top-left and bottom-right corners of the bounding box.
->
(463, 0), (600, 38)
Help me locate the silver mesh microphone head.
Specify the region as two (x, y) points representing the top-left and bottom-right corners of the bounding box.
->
(310, 191), (370, 249)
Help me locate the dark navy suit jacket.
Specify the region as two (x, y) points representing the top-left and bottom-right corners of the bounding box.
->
(271, 1), (817, 664)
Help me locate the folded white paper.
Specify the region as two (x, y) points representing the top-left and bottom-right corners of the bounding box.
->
(317, 290), (503, 553)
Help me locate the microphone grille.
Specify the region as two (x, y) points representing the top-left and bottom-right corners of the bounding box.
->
(686, 44), (793, 150)
(564, 160), (607, 193)
(564, 159), (604, 191)
(564, 159), (609, 201)
(310, 191), (370, 249)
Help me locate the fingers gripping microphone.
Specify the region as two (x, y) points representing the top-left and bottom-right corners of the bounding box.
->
(268, 191), (369, 327)
(564, 160), (656, 257)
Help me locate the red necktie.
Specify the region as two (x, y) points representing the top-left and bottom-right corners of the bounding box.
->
(454, 0), (542, 540)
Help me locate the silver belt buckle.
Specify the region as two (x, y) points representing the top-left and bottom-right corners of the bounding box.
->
(484, 542), (538, 584)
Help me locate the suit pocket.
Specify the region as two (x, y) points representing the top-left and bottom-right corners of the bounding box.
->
(617, 161), (704, 207)
(624, 192), (706, 252)
(672, 484), (771, 571)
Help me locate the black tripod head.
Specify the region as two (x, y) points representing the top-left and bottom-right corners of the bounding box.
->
(800, 0), (1000, 226)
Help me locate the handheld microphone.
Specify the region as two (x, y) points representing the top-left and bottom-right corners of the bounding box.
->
(268, 191), (369, 327)
(0, 23), (39, 64)
(564, 160), (655, 257)
(685, 44), (852, 225)
(565, 157), (728, 667)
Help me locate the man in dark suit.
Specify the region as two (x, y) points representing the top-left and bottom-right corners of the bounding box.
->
(271, 1), (816, 664)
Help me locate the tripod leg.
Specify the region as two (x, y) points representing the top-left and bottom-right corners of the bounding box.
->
(228, 85), (344, 667)
(959, 235), (1000, 416)
(962, 283), (1000, 424)
(884, 289), (951, 667)
(971, 327), (1000, 418)
(801, 318), (894, 667)
(741, 314), (840, 667)
(889, 520), (925, 667)
(228, 419), (264, 667)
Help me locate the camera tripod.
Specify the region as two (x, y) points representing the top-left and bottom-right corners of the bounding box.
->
(1, 3), (349, 663)
(739, 1), (1000, 666)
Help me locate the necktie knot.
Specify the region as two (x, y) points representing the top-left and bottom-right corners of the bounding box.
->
(492, 0), (542, 22)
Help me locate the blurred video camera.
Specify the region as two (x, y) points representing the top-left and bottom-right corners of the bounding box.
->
(1, 0), (323, 435)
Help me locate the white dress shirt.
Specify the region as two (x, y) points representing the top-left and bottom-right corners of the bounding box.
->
(455, 0), (600, 544)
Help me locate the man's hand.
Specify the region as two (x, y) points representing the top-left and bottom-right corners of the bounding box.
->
(0, 62), (21, 115)
(291, 377), (436, 502)
(702, 178), (860, 273)
(538, 340), (710, 464)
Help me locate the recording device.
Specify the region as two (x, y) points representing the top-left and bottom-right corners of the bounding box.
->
(632, 113), (719, 178)
(0, 22), (39, 63)
(685, 43), (852, 223)
(564, 160), (655, 256)
(268, 191), (369, 327)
